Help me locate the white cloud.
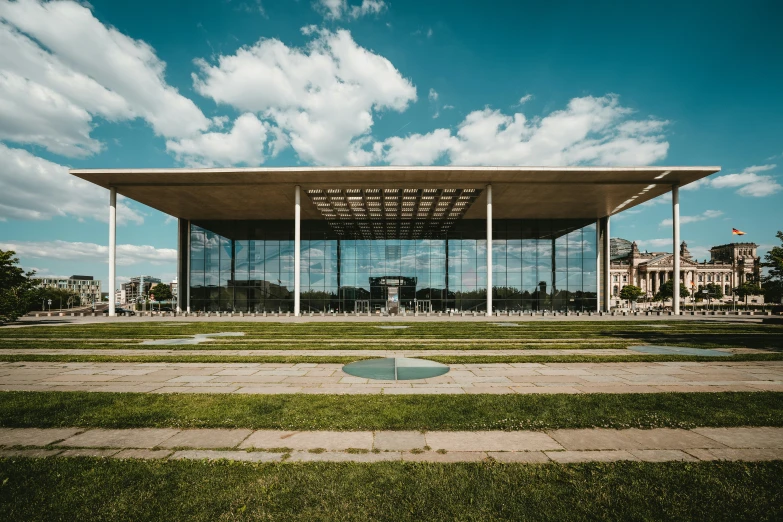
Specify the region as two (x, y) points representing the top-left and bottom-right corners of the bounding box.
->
(518, 94), (533, 105)
(192, 28), (416, 165)
(428, 88), (440, 118)
(0, 240), (176, 266)
(659, 209), (722, 228)
(166, 113), (271, 167)
(634, 238), (674, 250)
(316, 0), (386, 19)
(684, 165), (781, 197)
(0, 143), (143, 224)
(378, 95), (670, 166)
(0, 0), (209, 157)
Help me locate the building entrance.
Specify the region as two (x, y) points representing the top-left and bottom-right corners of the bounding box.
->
(387, 287), (399, 314)
(416, 300), (432, 313)
(355, 300), (370, 314)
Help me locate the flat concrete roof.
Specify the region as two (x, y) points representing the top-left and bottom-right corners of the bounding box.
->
(69, 166), (720, 221)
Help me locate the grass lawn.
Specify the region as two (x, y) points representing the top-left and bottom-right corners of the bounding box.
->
(1, 391), (781, 431)
(0, 353), (781, 364)
(2, 321), (781, 351)
(0, 458), (780, 521)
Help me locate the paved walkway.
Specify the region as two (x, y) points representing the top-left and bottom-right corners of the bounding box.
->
(0, 361), (780, 394)
(0, 427), (780, 463)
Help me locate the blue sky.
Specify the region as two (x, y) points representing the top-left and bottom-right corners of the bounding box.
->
(0, 0), (781, 292)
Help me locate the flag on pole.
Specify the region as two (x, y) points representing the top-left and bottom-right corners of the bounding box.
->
(732, 228), (746, 236)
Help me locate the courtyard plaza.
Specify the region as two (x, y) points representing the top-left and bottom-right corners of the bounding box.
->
(1, 316), (781, 519)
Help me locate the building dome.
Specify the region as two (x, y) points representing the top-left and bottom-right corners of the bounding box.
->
(610, 238), (633, 260)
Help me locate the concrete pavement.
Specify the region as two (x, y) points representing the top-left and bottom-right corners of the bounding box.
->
(0, 360), (780, 394)
(0, 427), (780, 463)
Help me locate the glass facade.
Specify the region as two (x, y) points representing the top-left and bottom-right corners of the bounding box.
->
(189, 219), (597, 313)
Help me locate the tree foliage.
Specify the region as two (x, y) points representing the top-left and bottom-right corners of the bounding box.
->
(31, 287), (81, 311)
(654, 279), (689, 301)
(762, 231), (783, 303)
(148, 283), (173, 302)
(619, 285), (644, 302)
(734, 281), (763, 307)
(0, 249), (37, 323)
(703, 283), (724, 300)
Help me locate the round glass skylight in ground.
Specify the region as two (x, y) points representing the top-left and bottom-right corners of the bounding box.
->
(342, 358), (450, 381)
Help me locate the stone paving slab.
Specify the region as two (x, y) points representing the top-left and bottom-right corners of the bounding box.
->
(686, 448), (783, 461)
(159, 429), (253, 449)
(0, 448), (63, 458)
(1, 427), (781, 461)
(59, 428), (180, 449)
(488, 451), (550, 463)
(170, 450), (282, 462)
(0, 428), (83, 447)
(690, 427), (783, 448)
(114, 449), (173, 459)
(59, 448), (119, 458)
(240, 430), (374, 451)
(629, 450), (698, 462)
(546, 450), (639, 463)
(425, 431), (562, 452)
(402, 451), (488, 462)
(374, 431), (426, 451)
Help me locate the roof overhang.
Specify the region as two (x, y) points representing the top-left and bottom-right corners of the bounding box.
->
(69, 166), (720, 221)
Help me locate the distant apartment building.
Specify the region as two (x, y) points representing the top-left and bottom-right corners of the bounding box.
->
(36, 275), (102, 305)
(121, 275), (162, 304)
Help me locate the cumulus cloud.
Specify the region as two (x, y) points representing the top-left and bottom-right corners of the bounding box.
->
(659, 209), (722, 228)
(710, 165), (781, 197)
(316, 0), (386, 19)
(0, 0), (209, 157)
(683, 164), (780, 197)
(0, 144), (143, 224)
(0, 240), (177, 266)
(192, 28), (416, 165)
(166, 113), (272, 167)
(377, 95), (670, 166)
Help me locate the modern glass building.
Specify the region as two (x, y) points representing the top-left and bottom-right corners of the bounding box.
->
(188, 218), (597, 313)
(69, 166), (720, 316)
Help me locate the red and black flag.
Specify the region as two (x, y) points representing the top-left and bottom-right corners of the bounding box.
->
(732, 228), (746, 236)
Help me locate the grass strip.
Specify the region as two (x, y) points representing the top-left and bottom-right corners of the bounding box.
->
(0, 353), (780, 364)
(0, 458), (780, 521)
(1, 391), (781, 431)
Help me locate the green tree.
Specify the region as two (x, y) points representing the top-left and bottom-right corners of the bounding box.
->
(654, 279), (689, 302)
(0, 249), (38, 323)
(734, 281), (763, 308)
(32, 287), (81, 311)
(619, 284), (644, 308)
(761, 231), (783, 304)
(703, 282), (724, 300)
(148, 283), (173, 302)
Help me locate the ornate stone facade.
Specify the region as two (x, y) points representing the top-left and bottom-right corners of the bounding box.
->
(609, 240), (761, 303)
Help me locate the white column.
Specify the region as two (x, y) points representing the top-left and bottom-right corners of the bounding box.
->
(596, 220), (601, 312)
(486, 184), (493, 316)
(186, 219), (191, 313)
(672, 184), (680, 314)
(603, 216), (611, 311)
(108, 187), (116, 317)
(294, 185), (301, 317)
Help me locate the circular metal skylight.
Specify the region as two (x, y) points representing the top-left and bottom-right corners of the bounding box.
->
(342, 358), (450, 381)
